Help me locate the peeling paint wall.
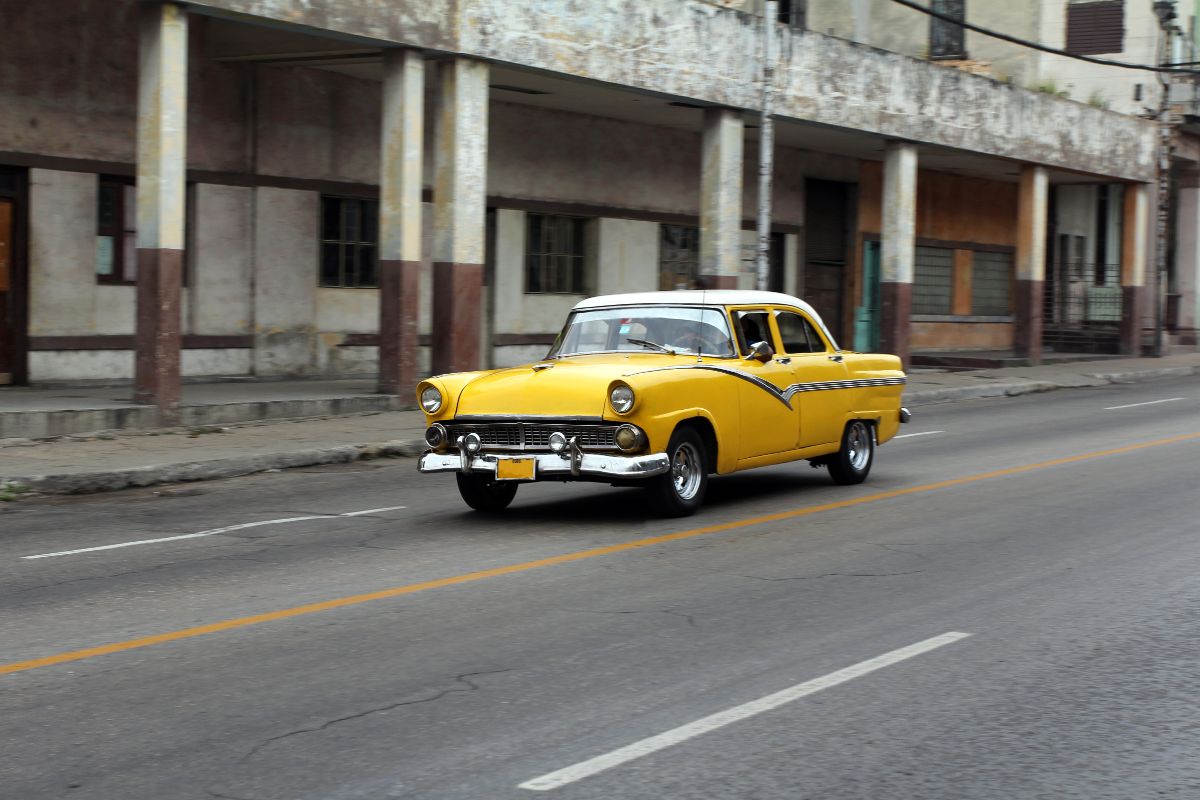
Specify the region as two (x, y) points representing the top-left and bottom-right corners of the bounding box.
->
(185, 0), (1158, 180)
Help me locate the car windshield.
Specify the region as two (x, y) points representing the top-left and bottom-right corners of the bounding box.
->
(548, 306), (736, 358)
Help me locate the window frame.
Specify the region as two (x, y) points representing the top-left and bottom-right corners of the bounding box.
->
(319, 195), (379, 289)
(525, 213), (588, 295)
(95, 176), (137, 286)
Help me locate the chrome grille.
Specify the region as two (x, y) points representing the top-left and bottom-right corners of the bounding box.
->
(444, 421), (620, 452)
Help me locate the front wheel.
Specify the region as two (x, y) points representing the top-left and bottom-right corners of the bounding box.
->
(646, 427), (709, 517)
(827, 420), (874, 485)
(456, 473), (519, 512)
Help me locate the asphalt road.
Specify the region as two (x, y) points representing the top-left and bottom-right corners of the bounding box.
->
(1, 376), (1198, 800)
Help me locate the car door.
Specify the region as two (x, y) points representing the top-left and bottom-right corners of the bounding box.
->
(729, 307), (801, 460)
(771, 307), (851, 448)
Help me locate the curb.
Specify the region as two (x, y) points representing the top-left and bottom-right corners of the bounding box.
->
(904, 365), (1199, 406)
(2, 439), (425, 496)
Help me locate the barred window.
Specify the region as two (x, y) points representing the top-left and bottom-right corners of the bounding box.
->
(659, 224), (700, 290)
(526, 214), (586, 294)
(972, 251), (1012, 316)
(320, 197), (378, 288)
(913, 246), (954, 315)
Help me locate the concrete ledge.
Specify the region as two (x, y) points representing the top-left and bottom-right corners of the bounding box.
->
(0, 395), (407, 439)
(4, 439), (425, 495)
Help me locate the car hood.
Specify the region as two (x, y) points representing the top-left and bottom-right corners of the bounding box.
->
(452, 353), (672, 418)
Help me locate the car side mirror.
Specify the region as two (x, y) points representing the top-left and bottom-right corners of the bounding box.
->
(744, 340), (774, 363)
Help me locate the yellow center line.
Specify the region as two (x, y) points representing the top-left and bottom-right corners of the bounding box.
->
(4, 432), (1198, 677)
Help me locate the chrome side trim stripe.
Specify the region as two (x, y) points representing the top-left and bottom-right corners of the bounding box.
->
(631, 365), (906, 410)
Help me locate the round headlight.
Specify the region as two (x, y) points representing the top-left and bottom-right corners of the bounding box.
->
(424, 423), (447, 449)
(548, 431), (568, 454)
(609, 383), (635, 414)
(614, 424), (642, 452)
(420, 385), (443, 414)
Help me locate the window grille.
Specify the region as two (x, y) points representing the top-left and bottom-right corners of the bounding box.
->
(913, 246), (955, 315)
(320, 197), (378, 288)
(526, 214), (587, 294)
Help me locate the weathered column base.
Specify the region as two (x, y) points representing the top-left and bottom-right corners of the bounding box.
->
(700, 274), (738, 290)
(134, 248), (183, 422)
(377, 259), (423, 396)
(1013, 278), (1044, 364)
(431, 262), (483, 375)
(1120, 285), (1144, 356)
(880, 280), (912, 367)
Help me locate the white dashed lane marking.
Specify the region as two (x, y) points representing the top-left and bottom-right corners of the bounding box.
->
(519, 631), (973, 792)
(20, 506), (408, 560)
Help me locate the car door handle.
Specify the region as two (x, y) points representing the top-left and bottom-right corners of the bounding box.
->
(828, 354), (844, 363)
(776, 357), (791, 365)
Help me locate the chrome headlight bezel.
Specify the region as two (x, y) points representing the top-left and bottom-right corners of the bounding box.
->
(609, 383), (635, 415)
(420, 385), (443, 414)
(614, 423), (645, 453)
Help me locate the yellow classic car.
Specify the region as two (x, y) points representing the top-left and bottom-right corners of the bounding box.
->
(417, 290), (910, 516)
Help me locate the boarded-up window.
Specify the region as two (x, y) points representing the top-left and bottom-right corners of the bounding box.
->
(913, 246), (954, 315)
(1066, 1), (1124, 56)
(929, 0), (966, 60)
(972, 251), (1012, 316)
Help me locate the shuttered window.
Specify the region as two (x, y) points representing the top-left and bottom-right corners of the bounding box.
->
(929, 0), (966, 60)
(913, 246), (954, 315)
(1066, 1), (1124, 56)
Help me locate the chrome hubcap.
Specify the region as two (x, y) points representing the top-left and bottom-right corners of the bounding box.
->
(672, 441), (703, 500)
(846, 422), (871, 471)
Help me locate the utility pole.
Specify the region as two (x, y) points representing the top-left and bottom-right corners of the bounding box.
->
(756, 0), (777, 291)
(1153, 0), (1178, 358)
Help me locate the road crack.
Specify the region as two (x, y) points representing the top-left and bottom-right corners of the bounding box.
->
(239, 669), (513, 763)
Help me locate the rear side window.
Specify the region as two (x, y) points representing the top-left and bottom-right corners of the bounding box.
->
(774, 310), (827, 354)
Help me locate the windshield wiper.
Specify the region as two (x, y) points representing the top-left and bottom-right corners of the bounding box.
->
(626, 337), (676, 355)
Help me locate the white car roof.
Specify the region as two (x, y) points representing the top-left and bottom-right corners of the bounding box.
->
(572, 290), (840, 350)
(574, 290), (817, 315)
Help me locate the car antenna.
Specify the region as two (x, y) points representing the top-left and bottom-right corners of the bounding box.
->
(696, 286), (705, 362)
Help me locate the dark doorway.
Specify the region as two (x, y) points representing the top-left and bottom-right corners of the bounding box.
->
(804, 179), (852, 340)
(0, 167), (27, 385)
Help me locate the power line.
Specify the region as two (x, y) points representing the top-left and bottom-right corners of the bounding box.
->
(886, 0), (1198, 75)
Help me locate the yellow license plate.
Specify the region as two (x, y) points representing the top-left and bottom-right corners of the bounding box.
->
(496, 457), (536, 481)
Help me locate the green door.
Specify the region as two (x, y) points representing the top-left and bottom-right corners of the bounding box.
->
(853, 240), (881, 352)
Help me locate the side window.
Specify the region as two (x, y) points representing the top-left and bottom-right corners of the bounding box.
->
(775, 310), (828, 354)
(732, 309), (774, 355)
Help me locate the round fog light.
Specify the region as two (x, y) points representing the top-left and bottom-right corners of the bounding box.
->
(462, 432), (482, 454)
(425, 423), (447, 449)
(614, 424), (642, 452)
(548, 431), (568, 454)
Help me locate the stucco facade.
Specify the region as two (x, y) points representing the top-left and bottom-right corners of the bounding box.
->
(0, 0), (1172, 404)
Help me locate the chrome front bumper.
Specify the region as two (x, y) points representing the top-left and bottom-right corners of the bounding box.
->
(418, 449), (671, 480)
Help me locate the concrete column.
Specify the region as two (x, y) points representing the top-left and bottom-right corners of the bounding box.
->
(880, 142), (917, 366)
(1120, 183), (1150, 356)
(1175, 168), (1200, 346)
(377, 49), (425, 396)
(1014, 165), (1048, 364)
(699, 108), (744, 289)
(134, 2), (187, 418)
(431, 58), (488, 375)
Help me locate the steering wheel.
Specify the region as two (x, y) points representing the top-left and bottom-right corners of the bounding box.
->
(673, 330), (725, 355)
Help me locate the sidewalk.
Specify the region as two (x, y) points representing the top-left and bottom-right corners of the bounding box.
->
(2, 353), (1197, 496)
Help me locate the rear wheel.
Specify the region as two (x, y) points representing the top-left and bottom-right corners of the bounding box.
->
(647, 427), (708, 517)
(456, 473), (519, 512)
(827, 419), (874, 485)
